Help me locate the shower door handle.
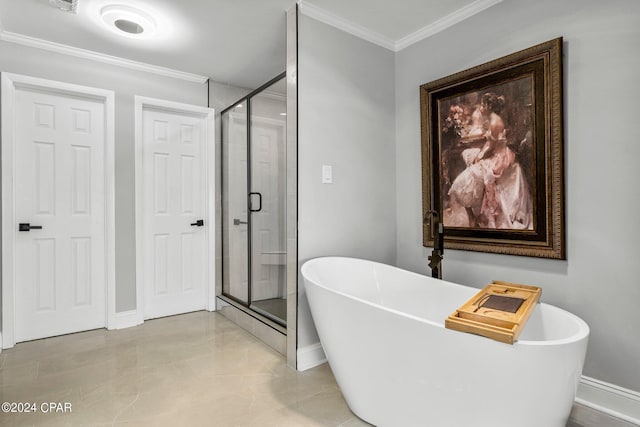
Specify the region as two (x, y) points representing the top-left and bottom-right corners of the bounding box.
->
(248, 192), (262, 212)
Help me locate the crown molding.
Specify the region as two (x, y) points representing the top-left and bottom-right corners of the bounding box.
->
(395, 0), (504, 51)
(0, 30), (208, 84)
(298, 0), (503, 53)
(297, 0), (396, 51)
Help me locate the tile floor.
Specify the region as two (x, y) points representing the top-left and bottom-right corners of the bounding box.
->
(1, 311), (365, 427)
(0, 311), (631, 426)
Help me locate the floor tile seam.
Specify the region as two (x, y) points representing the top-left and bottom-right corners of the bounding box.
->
(0, 382), (37, 395)
(0, 359), (40, 372)
(34, 358), (136, 382)
(241, 400), (309, 424)
(35, 360), (119, 377)
(110, 392), (140, 426)
(265, 399), (348, 427)
(2, 349), (107, 368)
(293, 386), (347, 405)
(112, 391), (239, 423)
(336, 418), (365, 427)
(73, 386), (139, 404)
(245, 389), (292, 415)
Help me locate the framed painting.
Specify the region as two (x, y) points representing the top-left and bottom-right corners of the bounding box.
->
(420, 38), (565, 259)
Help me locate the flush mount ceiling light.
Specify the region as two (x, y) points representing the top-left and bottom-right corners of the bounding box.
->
(100, 5), (157, 38)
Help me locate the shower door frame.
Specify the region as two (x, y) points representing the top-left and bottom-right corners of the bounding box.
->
(220, 72), (288, 328)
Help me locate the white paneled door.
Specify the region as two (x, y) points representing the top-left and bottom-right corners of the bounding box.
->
(138, 99), (213, 320)
(2, 75), (114, 345)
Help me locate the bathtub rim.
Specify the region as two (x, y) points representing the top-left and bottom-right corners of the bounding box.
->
(301, 256), (590, 347)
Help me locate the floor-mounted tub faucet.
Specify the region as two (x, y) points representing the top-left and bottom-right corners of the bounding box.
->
(424, 210), (444, 279)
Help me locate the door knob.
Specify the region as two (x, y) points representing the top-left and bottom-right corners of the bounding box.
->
(190, 219), (204, 227)
(19, 223), (43, 232)
(233, 218), (248, 226)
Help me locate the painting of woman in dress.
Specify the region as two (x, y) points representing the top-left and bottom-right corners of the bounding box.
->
(421, 38), (565, 258)
(439, 77), (534, 230)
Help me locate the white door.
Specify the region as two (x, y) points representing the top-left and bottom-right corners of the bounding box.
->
(12, 84), (107, 342)
(139, 102), (211, 319)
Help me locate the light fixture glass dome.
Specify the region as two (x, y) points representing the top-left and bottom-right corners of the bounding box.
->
(114, 19), (144, 34)
(100, 5), (157, 38)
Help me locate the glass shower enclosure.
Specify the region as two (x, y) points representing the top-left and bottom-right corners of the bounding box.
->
(221, 73), (287, 327)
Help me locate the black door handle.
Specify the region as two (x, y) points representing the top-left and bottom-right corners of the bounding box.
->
(249, 192), (262, 212)
(190, 219), (204, 227)
(19, 223), (43, 232)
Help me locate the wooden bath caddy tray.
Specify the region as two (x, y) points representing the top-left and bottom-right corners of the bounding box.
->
(445, 281), (541, 344)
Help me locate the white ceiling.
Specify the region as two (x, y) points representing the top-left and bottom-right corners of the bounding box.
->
(0, 0), (501, 89)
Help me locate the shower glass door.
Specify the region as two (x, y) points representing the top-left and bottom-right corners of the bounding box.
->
(221, 74), (287, 326)
(248, 78), (287, 325)
(222, 101), (248, 304)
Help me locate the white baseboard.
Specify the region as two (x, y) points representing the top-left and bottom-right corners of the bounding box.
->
(297, 343), (327, 371)
(576, 376), (640, 425)
(111, 310), (143, 330)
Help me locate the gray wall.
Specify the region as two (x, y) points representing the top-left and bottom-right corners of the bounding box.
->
(0, 40), (207, 312)
(298, 15), (396, 347)
(395, 0), (640, 391)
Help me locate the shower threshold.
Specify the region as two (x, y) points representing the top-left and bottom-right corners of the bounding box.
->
(251, 298), (287, 327)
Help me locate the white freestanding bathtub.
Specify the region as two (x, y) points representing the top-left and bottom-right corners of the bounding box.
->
(301, 257), (589, 427)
